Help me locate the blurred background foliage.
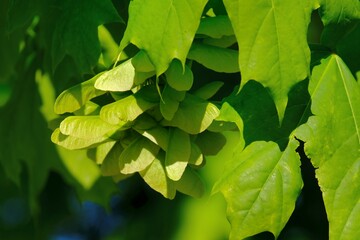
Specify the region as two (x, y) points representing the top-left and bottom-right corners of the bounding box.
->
(0, 0), (329, 239)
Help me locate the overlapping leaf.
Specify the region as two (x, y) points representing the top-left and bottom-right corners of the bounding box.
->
(318, 0), (360, 24)
(119, 0), (208, 75)
(214, 139), (303, 240)
(296, 55), (360, 240)
(223, 0), (314, 120)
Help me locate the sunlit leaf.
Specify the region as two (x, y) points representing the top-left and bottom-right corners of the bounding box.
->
(296, 55), (360, 239)
(188, 142), (203, 166)
(140, 151), (176, 199)
(88, 140), (117, 164)
(131, 50), (155, 73)
(119, 137), (160, 174)
(162, 93), (220, 134)
(100, 85), (159, 124)
(214, 139), (302, 239)
(59, 116), (125, 139)
(100, 141), (124, 176)
(54, 73), (105, 114)
(51, 128), (110, 150)
(187, 43), (239, 73)
(165, 128), (191, 181)
(135, 126), (169, 151)
(94, 58), (155, 92)
(223, 0), (313, 120)
(119, 0), (208, 75)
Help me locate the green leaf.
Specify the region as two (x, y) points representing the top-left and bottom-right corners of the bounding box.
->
(51, 0), (122, 73)
(59, 116), (125, 139)
(119, 137), (160, 174)
(51, 128), (110, 150)
(214, 139), (302, 239)
(187, 43), (239, 73)
(131, 50), (156, 73)
(134, 127), (169, 151)
(188, 142), (203, 166)
(296, 55), (360, 240)
(193, 81), (224, 100)
(197, 15), (234, 38)
(100, 85), (159, 124)
(54, 73), (105, 114)
(318, 0), (360, 25)
(140, 151), (176, 199)
(161, 93), (220, 134)
(160, 85), (186, 120)
(119, 0), (208, 75)
(88, 140), (117, 164)
(100, 142), (124, 176)
(174, 168), (205, 198)
(165, 128), (191, 181)
(223, 0), (313, 120)
(165, 60), (194, 91)
(94, 58), (155, 92)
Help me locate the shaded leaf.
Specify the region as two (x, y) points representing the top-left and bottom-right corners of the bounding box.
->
(187, 43), (239, 73)
(197, 15), (234, 38)
(165, 60), (194, 91)
(223, 0), (313, 120)
(119, 137), (160, 174)
(318, 0), (360, 25)
(135, 126), (169, 151)
(140, 151), (176, 199)
(214, 139), (302, 239)
(165, 128), (191, 181)
(100, 142), (124, 176)
(131, 50), (155, 72)
(162, 93), (220, 134)
(54, 73), (105, 114)
(119, 0), (208, 75)
(160, 85), (185, 120)
(296, 55), (360, 240)
(174, 168), (205, 198)
(193, 81), (224, 100)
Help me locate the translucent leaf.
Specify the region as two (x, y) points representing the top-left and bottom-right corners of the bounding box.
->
(188, 142), (203, 166)
(88, 140), (117, 164)
(160, 85), (185, 120)
(140, 152), (176, 199)
(119, 137), (160, 174)
(59, 116), (125, 139)
(193, 81), (224, 100)
(165, 60), (194, 91)
(203, 35), (237, 48)
(54, 73), (105, 114)
(318, 0), (360, 25)
(165, 128), (191, 181)
(187, 43), (239, 73)
(296, 55), (360, 240)
(223, 0), (313, 120)
(213, 139), (302, 239)
(94, 58), (155, 92)
(131, 50), (155, 73)
(51, 128), (110, 150)
(101, 142), (124, 176)
(161, 93), (220, 134)
(134, 127), (169, 151)
(197, 15), (234, 38)
(119, 0), (208, 75)
(100, 85), (159, 124)
(174, 168), (205, 198)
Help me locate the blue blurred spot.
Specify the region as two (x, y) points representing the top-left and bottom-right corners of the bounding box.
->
(0, 197), (29, 227)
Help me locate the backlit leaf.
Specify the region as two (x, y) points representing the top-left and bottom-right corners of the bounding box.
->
(131, 50), (155, 73)
(223, 0), (313, 120)
(135, 127), (169, 151)
(94, 58), (155, 92)
(162, 93), (220, 134)
(187, 43), (239, 73)
(119, 0), (208, 75)
(165, 128), (191, 181)
(214, 139), (302, 239)
(119, 137), (160, 174)
(100, 85), (159, 124)
(296, 55), (360, 240)
(140, 152), (176, 199)
(54, 73), (105, 114)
